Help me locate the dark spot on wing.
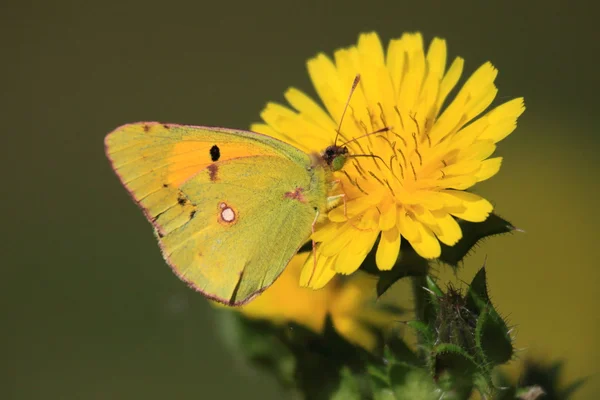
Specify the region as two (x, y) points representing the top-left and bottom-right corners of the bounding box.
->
(208, 164), (219, 181)
(284, 187), (306, 203)
(162, 183), (169, 188)
(177, 196), (186, 205)
(143, 124), (151, 132)
(190, 210), (196, 219)
(163, 124), (171, 129)
(210, 145), (220, 161)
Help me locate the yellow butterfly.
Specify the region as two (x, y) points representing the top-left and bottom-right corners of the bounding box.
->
(105, 122), (349, 305)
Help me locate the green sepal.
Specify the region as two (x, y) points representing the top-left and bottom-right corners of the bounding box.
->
(423, 276), (443, 328)
(467, 267), (514, 366)
(433, 343), (478, 399)
(465, 266), (492, 314)
(406, 320), (435, 350)
(438, 213), (516, 267)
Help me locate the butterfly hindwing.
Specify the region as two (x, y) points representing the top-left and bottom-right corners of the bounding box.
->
(106, 122), (328, 304)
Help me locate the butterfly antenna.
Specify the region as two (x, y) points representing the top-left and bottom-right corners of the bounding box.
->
(339, 126), (391, 147)
(334, 74), (361, 146)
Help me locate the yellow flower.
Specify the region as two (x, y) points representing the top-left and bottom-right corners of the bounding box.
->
(251, 32), (525, 289)
(235, 254), (394, 351)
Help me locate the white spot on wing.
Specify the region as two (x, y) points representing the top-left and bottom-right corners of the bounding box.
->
(221, 207), (235, 222)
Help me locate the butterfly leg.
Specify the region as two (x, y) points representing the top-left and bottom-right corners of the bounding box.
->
(328, 179), (372, 232)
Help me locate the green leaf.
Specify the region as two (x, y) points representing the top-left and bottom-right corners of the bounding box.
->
(475, 306), (513, 366)
(390, 364), (437, 400)
(433, 343), (478, 399)
(465, 266), (491, 314)
(330, 367), (362, 400)
(385, 335), (421, 366)
(438, 213), (516, 267)
(370, 373), (396, 400)
(406, 321), (434, 350)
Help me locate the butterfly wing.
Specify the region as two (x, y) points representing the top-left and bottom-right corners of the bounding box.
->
(105, 122), (328, 305)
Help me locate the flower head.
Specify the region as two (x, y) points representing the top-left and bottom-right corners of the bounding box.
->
(251, 32), (525, 288)
(233, 254), (395, 351)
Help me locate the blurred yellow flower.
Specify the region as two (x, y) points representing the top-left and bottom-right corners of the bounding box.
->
(252, 32), (525, 289)
(234, 254), (394, 351)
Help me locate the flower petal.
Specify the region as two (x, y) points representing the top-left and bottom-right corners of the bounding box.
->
(300, 250), (336, 288)
(475, 157), (502, 182)
(431, 211), (463, 246)
(379, 200), (398, 231)
(479, 98), (526, 143)
(397, 209), (421, 242)
(409, 222), (441, 259)
(444, 190), (493, 222)
(436, 56), (464, 113)
(284, 87), (337, 131)
(334, 228), (379, 274)
(376, 226), (401, 270)
(307, 53), (345, 122)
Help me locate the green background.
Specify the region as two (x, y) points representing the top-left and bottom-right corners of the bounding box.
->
(3, 0), (598, 398)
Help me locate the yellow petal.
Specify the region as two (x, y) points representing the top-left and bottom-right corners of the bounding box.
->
(313, 220), (344, 242)
(379, 200), (398, 231)
(431, 211), (463, 246)
(333, 318), (378, 352)
(328, 196), (379, 222)
(409, 222), (441, 259)
(397, 33), (425, 112)
(444, 190), (493, 222)
(412, 206), (440, 234)
(456, 140), (496, 162)
(284, 87), (337, 131)
(312, 263), (337, 289)
(250, 123), (278, 137)
(334, 229), (379, 274)
(307, 53), (345, 122)
(376, 227), (401, 270)
(397, 209), (421, 242)
(426, 38), (447, 84)
(430, 62), (497, 145)
(479, 98), (526, 143)
(319, 224), (355, 256)
(386, 38), (407, 97)
(300, 250), (335, 288)
(260, 102), (331, 150)
(332, 49), (375, 141)
(436, 56), (464, 113)
(442, 160), (482, 176)
(475, 157), (502, 182)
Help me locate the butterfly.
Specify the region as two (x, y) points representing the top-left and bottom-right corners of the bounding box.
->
(105, 122), (350, 305)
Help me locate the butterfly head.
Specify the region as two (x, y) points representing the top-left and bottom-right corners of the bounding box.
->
(322, 145), (349, 171)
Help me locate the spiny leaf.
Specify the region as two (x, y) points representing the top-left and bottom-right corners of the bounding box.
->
(438, 213), (516, 267)
(475, 306), (513, 366)
(466, 266), (492, 314)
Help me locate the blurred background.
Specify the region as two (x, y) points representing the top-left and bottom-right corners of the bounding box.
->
(3, 0), (598, 398)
